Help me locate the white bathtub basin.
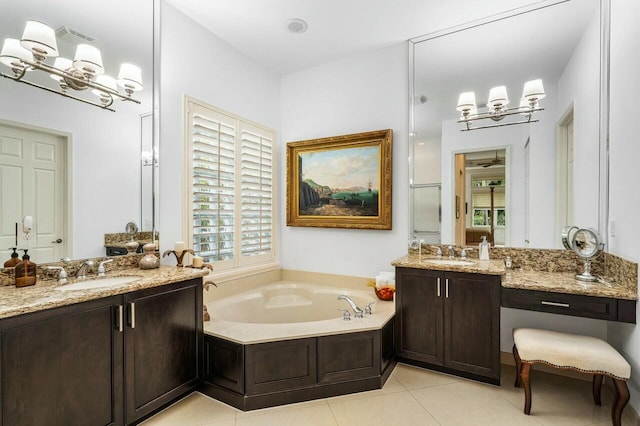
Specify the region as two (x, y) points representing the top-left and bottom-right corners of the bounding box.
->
(55, 276), (139, 291)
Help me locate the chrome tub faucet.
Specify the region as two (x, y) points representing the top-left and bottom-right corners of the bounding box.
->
(338, 295), (363, 318)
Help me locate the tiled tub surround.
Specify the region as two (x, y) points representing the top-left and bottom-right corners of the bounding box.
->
(0, 264), (208, 319)
(401, 246), (638, 300)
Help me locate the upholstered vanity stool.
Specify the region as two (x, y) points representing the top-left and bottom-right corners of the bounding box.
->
(512, 328), (631, 426)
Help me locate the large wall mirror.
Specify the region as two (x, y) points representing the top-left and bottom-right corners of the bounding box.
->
(409, 0), (608, 249)
(0, 0), (157, 263)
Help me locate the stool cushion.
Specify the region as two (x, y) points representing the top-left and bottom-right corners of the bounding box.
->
(513, 328), (631, 380)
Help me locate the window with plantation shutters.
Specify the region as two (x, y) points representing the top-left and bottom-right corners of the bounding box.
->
(240, 126), (273, 257)
(185, 97), (276, 273)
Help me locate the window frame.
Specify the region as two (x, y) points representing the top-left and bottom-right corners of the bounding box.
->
(183, 96), (278, 279)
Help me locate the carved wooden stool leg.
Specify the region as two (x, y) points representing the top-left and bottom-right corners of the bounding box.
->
(592, 374), (603, 406)
(522, 362), (532, 415)
(612, 379), (630, 426)
(513, 345), (523, 388)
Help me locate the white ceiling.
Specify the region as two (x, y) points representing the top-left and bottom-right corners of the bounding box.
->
(166, 0), (555, 75)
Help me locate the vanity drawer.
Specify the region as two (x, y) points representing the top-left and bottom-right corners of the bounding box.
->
(501, 288), (619, 321)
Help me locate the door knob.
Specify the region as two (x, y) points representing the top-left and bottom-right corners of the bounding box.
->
(51, 238), (63, 244)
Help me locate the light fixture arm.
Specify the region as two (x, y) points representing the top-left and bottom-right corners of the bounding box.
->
(0, 21), (143, 112)
(458, 105), (544, 131)
(1, 71), (117, 111)
(2, 57), (141, 108)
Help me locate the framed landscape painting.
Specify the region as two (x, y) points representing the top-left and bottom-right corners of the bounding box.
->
(286, 129), (392, 230)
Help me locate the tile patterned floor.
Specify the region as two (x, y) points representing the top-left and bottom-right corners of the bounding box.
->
(141, 363), (636, 426)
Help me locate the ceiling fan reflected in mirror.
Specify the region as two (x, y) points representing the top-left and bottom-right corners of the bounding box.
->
(477, 151), (504, 168)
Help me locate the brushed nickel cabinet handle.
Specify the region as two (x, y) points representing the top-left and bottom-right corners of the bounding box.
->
(436, 277), (441, 297)
(541, 301), (570, 308)
(117, 305), (124, 332)
(445, 278), (449, 298)
(129, 302), (136, 328)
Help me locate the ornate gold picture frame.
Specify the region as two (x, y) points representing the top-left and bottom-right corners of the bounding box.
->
(286, 129), (392, 230)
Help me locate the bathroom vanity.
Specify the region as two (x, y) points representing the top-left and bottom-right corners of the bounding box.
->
(0, 267), (206, 426)
(394, 266), (501, 384)
(392, 251), (637, 385)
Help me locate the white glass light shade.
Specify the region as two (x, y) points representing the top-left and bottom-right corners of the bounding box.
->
(0, 38), (33, 68)
(20, 21), (59, 58)
(487, 86), (509, 108)
(92, 75), (117, 96)
(456, 92), (476, 111)
(117, 63), (143, 91)
(73, 44), (104, 76)
(522, 79), (545, 102)
(50, 57), (72, 81)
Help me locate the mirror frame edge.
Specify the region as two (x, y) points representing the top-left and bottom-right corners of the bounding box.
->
(152, 0), (160, 247)
(599, 0), (611, 249)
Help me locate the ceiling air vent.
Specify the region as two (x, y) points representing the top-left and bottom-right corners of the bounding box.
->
(55, 26), (96, 44)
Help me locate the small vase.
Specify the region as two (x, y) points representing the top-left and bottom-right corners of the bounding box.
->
(139, 243), (160, 269)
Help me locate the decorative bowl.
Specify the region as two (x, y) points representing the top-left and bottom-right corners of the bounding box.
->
(374, 286), (395, 301)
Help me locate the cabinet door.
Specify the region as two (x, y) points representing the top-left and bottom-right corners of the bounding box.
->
(0, 296), (124, 426)
(396, 268), (443, 365)
(124, 279), (203, 423)
(444, 273), (500, 380)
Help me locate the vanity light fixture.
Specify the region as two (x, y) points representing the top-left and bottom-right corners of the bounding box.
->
(456, 79), (545, 131)
(0, 20), (143, 112)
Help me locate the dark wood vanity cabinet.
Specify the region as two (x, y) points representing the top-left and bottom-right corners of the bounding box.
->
(0, 278), (202, 426)
(395, 267), (501, 384)
(0, 295), (124, 426)
(124, 279), (203, 424)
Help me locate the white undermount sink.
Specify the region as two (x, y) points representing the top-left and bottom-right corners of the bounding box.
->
(55, 276), (140, 291)
(422, 258), (475, 266)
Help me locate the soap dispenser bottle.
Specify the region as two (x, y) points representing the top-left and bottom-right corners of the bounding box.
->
(15, 249), (37, 288)
(4, 247), (20, 268)
(479, 236), (490, 261)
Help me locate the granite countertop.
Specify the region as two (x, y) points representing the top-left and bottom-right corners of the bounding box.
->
(0, 266), (209, 320)
(502, 270), (637, 301)
(392, 255), (637, 301)
(391, 254), (505, 275)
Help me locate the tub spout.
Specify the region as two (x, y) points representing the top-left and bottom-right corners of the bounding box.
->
(338, 295), (363, 318)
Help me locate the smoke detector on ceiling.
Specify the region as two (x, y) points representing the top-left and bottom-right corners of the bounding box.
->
(287, 19), (308, 34)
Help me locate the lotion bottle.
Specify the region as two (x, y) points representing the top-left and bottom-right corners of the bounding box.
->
(4, 247), (20, 268)
(15, 249), (37, 288)
(479, 236), (490, 261)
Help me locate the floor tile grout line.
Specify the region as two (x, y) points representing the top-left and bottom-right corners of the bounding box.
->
(404, 386), (446, 426)
(326, 399), (342, 426)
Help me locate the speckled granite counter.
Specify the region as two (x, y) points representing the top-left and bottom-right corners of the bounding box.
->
(502, 270), (637, 300)
(392, 254), (505, 275)
(392, 254), (637, 301)
(0, 266), (209, 320)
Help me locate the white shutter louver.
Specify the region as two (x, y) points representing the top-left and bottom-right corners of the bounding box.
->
(186, 98), (275, 271)
(240, 128), (273, 257)
(191, 108), (236, 262)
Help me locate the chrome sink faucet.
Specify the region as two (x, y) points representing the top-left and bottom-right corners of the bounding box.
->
(97, 259), (113, 277)
(448, 245), (456, 258)
(47, 266), (68, 284)
(338, 295), (363, 318)
(76, 260), (94, 280)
